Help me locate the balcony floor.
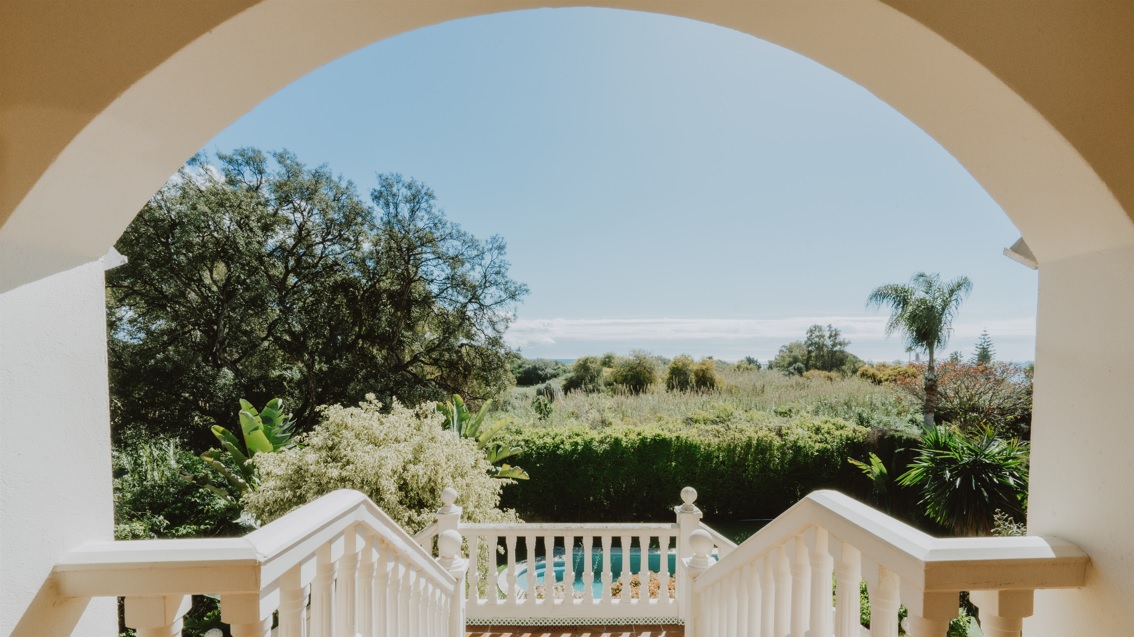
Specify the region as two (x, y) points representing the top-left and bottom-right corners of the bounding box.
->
(466, 625), (683, 637)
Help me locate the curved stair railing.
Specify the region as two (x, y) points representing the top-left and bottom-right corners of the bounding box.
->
(684, 489), (1089, 637)
(53, 490), (465, 637)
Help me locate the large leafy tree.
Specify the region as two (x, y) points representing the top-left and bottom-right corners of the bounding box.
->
(867, 272), (972, 427)
(108, 149), (527, 448)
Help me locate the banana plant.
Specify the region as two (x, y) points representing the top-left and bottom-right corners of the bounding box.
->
(200, 398), (296, 499)
(438, 394), (529, 480)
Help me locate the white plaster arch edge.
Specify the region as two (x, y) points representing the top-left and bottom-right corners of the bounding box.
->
(2, 0), (1131, 292)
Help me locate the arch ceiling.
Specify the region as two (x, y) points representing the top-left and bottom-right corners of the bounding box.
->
(2, 1), (1132, 291)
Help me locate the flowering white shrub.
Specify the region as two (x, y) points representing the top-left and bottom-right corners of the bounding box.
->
(244, 396), (518, 533)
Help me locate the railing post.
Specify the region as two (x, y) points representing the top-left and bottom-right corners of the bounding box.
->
(436, 487), (462, 535)
(676, 486), (704, 629)
(123, 594), (191, 637)
(970, 589), (1034, 637)
(683, 528), (717, 637)
(437, 529), (469, 637)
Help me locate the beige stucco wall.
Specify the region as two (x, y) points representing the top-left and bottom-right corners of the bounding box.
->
(0, 258), (117, 636)
(1, 1), (1131, 635)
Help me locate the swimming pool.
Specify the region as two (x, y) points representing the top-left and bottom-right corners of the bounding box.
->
(513, 546), (677, 598)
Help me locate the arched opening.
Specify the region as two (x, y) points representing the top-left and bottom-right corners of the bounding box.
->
(2, 3), (1132, 636)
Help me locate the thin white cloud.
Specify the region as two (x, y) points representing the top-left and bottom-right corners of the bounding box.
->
(505, 316), (1036, 348)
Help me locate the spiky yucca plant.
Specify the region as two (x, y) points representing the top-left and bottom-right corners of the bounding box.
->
(897, 426), (1027, 536)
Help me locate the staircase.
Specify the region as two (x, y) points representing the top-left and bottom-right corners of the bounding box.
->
(46, 487), (1086, 637)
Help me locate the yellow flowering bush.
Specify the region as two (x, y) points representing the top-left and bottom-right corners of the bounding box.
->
(244, 396), (518, 533)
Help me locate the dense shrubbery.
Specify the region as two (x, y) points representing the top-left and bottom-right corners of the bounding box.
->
(505, 367), (920, 433)
(894, 360), (1032, 435)
(562, 356), (605, 393)
(113, 439), (246, 540)
(856, 362), (919, 385)
(609, 351), (659, 394)
(498, 416), (890, 522)
(244, 397), (518, 533)
(512, 358), (568, 386)
(665, 355), (720, 392)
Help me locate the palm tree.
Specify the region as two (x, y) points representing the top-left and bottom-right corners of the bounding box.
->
(867, 272), (973, 427)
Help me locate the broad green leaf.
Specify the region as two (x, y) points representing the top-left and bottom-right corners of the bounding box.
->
(210, 426), (247, 463)
(239, 410), (274, 455)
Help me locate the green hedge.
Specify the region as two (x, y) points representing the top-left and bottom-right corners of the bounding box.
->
(499, 416), (913, 522)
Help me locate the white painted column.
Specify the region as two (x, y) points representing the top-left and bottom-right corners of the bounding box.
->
(1, 259), (117, 637)
(1028, 243), (1134, 637)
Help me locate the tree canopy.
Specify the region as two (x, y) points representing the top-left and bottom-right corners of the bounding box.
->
(771, 324), (862, 376)
(108, 149), (527, 448)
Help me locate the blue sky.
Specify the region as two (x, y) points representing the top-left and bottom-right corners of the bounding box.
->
(203, 8), (1037, 363)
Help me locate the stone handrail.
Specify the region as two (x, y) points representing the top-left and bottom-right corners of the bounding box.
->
(685, 489), (1089, 637)
(55, 489), (464, 637)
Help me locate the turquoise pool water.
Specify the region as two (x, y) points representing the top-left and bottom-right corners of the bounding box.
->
(514, 547), (677, 598)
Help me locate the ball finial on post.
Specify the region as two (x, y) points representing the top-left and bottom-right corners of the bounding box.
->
(688, 529), (715, 569)
(440, 487), (458, 508)
(680, 486), (698, 512)
(438, 529), (461, 561)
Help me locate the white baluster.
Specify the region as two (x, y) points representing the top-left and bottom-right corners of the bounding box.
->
(357, 537), (375, 637)
(775, 545), (792, 637)
(618, 533), (632, 603)
(696, 589), (710, 637)
(834, 543), (861, 637)
(657, 533), (671, 604)
(868, 567), (900, 637)
(636, 533), (650, 602)
(738, 563), (752, 635)
(809, 529), (834, 637)
(760, 556), (775, 637)
(407, 567), (420, 637)
(505, 534), (519, 605)
(708, 582), (721, 637)
(524, 534), (537, 604)
(310, 545), (334, 637)
(791, 535), (811, 637)
(124, 594), (191, 637)
(220, 593), (271, 637)
(747, 559), (762, 634)
(905, 590), (958, 637)
(543, 534), (556, 604)
(398, 558), (412, 637)
(467, 534), (481, 604)
(563, 534), (576, 604)
(277, 565), (306, 637)
(600, 534), (614, 603)
(970, 589), (1034, 637)
(486, 534), (500, 606)
(726, 570), (740, 637)
(582, 535), (595, 602)
(337, 527), (359, 637)
(375, 544), (391, 637)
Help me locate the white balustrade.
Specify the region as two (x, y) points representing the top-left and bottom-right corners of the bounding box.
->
(53, 485), (1090, 637)
(55, 490), (462, 637)
(688, 490), (1089, 637)
(458, 521), (681, 625)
